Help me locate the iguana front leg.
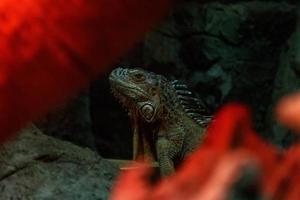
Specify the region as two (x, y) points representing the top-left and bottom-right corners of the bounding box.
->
(156, 136), (177, 177)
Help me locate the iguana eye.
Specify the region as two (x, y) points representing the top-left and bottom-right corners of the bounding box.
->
(149, 87), (157, 96)
(132, 72), (145, 82)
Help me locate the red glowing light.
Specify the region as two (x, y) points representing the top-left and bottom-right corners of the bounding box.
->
(0, 0), (171, 142)
(276, 92), (300, 133)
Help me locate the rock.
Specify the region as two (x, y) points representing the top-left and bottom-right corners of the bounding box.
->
(0, 125), (118, 200)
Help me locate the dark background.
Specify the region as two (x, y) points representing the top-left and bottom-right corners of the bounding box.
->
(37, 1), (300, 159)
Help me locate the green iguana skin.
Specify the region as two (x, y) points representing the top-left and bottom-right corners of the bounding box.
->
(109, 67), (211, 176)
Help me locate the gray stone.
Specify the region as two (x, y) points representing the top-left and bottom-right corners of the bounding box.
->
(0, 125), (118, 200)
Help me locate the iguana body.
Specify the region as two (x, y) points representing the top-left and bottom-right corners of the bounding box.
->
(109, 67), (211, 176)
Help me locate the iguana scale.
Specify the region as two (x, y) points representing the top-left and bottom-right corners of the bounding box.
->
(109, 67), (211, 176)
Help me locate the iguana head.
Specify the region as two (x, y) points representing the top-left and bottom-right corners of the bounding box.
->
(109, 67), (166, 123)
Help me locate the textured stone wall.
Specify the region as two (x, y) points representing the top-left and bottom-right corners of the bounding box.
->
(0, 125), (118, 199)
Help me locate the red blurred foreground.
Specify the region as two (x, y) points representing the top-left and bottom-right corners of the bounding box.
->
(110, 103), (300, 200)
(0, 0), (171, 142)
(276, 92), (300, 133)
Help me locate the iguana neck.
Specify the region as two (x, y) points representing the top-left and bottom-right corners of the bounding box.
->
(156, 82), (184, 127)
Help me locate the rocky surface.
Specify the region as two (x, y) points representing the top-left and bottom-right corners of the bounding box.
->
(141, 1), (296, 120)
(0, 125), (118, 200)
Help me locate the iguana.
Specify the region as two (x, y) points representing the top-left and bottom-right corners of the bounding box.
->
(109, 67), (211, 176)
